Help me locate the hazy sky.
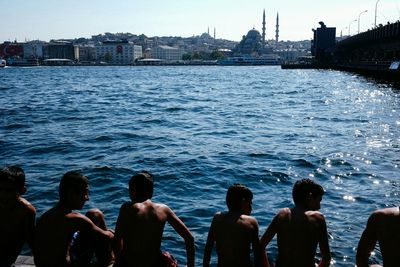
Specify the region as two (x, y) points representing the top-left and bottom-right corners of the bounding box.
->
(2, 0), (400, 42)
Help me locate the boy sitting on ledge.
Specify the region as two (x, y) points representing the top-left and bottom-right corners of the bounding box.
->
(260, 179), (331, 267)
(356, 206), (400, 267)
(33, 171), (114, 267)
(0, 166), (36, 267)
(113, 171), (195, 267)
(203, 184), (262, 267)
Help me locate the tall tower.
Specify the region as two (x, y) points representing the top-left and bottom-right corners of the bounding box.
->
(262, 9), (266, 47)
(275, 12), (279, 48)
(214, 27), (216, 39)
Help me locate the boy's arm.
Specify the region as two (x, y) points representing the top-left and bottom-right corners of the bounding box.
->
(167, 207), (195, 267)
(260, 214), (279, 267)
(203, 216), (216, 267)
(113, 204), (128, 260)
(317, 214), (331, 267)
(356, 213), (378, 267)
(23, 202), (36, 249)
(73, 212), (114, 243)
(250, 219), (265, 267)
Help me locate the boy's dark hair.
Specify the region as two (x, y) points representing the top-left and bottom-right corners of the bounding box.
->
(129, 171), (154, 201)
(226, 184), (253, 212)
(0, 166), (26, 194)
(59, 171), (89, 200)
(292, 179), (324, 206)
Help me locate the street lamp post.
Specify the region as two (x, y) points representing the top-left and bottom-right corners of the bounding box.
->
(375, 0), (381, 27)
(349, 19), (357, 36)
(358, 10), (368, 33)
(340, 27), (348, 38)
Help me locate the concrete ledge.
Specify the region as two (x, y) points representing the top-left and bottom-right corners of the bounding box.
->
(15, 255), (35, 267)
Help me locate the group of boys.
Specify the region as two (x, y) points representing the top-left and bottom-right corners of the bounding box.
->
(0, 165), (398, 267)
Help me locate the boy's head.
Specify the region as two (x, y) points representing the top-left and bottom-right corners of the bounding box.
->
(0, 166), (26, 208)
(0, 166), (26, 194)
(292, 179), (324, 210)
(59, 171), (89, 209)
(129, 171), (154, 202)
(226, 184), (253, 214)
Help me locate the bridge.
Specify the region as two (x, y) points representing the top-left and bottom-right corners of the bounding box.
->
(312, 21), (400, 80)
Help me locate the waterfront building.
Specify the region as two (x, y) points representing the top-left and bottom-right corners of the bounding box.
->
(234, 10), (278, 55)
(151, 45), (184, 61)
(276, 48), (309, 63)
(44, 41), (77, 60)
(0, 42), (24, 59)
(77, 45), (96, 62)
(236, 28), (263, 54)
(95, 40), (142, 64)
(23, 41), (44, 59)
(311, 22), (336, 62)
(235, 28), (275, 55)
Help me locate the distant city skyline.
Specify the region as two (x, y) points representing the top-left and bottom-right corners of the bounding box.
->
(2, 0), (400, 43)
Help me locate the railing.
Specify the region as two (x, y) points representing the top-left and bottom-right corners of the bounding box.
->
(337, 21), (400, 48)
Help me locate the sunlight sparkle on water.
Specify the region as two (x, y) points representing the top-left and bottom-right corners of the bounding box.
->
(343, 195), (356, 202)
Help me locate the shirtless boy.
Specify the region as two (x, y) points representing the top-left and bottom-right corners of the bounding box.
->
(33, 171), (114, 267)
(113, 171), (195, 267)
(260, 179), (331, 267)
(0, 166), (36, 267)
(203, 184), (261, 267)
(356, 207), (400, 267)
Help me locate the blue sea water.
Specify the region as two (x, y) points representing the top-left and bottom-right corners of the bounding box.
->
(1, 66), (399, 266)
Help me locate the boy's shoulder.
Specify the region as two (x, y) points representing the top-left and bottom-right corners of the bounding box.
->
(213, 211), (258, 226)
(120, 200), (171, 214)
(17, 197), (36, 214)
(212, 211), (230, 221)
(39, 206), (86, 223)
(372, 207), (399, 217)
(305, 210), (325, 221)
(239, 214), (259, 229)
(151, 201), (170, 210)
(8, 198), (36, 221)
(368, 207), (400, 227)
(275, 207), (325, 222)
(275, 207), (291, 219)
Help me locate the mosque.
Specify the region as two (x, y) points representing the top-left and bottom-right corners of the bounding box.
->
(234, 10), (279, 55)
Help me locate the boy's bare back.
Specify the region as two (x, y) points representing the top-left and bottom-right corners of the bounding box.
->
(114, 200), (171, 267)
(115, 171), (194, 267)
(356, 207), (400, 267)
(0, 166), (36, 267)
(203, 184), (260, 267)
(33, 171), (114, 267)
(204, 212), (260, 267)
(34, 207), (100, 267)
(265, 207), (329, 267)
(0, 197), (35, 266)
(260, 179), (331, 267)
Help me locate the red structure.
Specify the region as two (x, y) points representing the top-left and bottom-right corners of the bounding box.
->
(0, 43), (24, 58)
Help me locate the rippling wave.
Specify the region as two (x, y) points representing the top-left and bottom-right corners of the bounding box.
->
(1, 66), (400, 266)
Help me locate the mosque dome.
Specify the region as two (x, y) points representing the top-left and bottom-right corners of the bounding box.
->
(235, 28), (263, 54)
(246, 28), (261, 39)
(200, 32), (212, 39)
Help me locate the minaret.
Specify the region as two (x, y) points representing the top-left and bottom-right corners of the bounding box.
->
(262, 9), (266, 47)
(275, 12), (279, 48)
(214, 27), (216, 39)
